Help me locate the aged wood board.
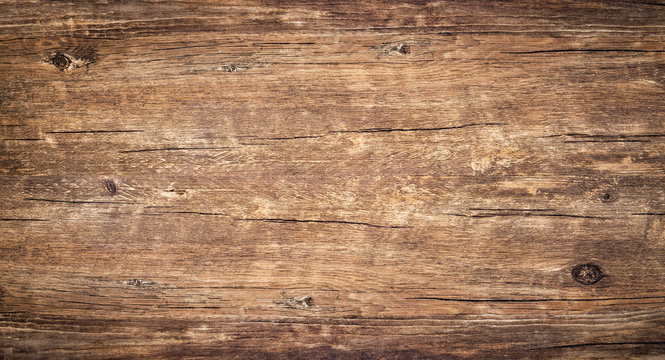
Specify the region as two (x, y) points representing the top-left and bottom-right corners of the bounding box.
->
(1, 1), (665, 359)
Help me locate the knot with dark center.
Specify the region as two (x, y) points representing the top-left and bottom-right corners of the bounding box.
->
(572, 263), (604, 285)
(51, 52), (71, 71)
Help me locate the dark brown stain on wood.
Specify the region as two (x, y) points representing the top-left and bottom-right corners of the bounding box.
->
(1, 0), (665, 359)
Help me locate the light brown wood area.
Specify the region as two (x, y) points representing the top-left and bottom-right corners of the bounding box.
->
(1, 1), (665, 359)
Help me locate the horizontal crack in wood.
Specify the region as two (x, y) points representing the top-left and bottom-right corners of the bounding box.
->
(120, 146), (234, 153)
(330, 123), (504, 134)
(0, 218), (49, 221)
(408, 296), (664, 302)
(25, 198), (137, 204)
(234, 218), (409, 229)
(47, 130), (144, 134)
(447, 212), (608, 219)
(538, 341), (665, 350)
(506, 49), (665, 54)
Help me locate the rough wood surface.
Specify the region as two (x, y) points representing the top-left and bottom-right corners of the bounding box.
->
(1, 1), (665, 359)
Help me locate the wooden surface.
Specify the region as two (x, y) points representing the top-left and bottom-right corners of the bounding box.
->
(1, 1), (665, 358)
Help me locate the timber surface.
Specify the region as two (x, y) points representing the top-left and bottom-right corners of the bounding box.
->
(1, 1), (665, 359)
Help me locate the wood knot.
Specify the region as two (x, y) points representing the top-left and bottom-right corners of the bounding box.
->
(572, 264), (604, 285)
(276, 295), (315, 309)
(398, 44), (411, 54)
(51, 52), (71, 71)
(220, 64), (249, 73)
(373, 42), (414, 57)
(600, 192), (616, 203)
(598, 186), (617, 203)
(103, 180), (117, 195)
(300, 296), (315, 307)
(222, 64), (238, 72)
(126, 279), (153, 287)
(46, 46), (98, 71)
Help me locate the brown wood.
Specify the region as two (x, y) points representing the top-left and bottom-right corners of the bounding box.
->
(1, 1), (665, 358)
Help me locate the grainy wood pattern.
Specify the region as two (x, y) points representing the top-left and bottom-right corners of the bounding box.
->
(1, 1), (665, 358)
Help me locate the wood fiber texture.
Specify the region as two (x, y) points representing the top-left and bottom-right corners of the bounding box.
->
(1, 1), (665, 359)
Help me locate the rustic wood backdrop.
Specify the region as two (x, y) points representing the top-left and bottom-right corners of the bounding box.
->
(1, 1), (665, 359)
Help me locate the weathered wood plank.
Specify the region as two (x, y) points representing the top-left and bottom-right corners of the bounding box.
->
(1, 1), (665, 358)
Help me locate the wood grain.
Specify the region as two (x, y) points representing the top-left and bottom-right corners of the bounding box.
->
(1, 1), (665, 358)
